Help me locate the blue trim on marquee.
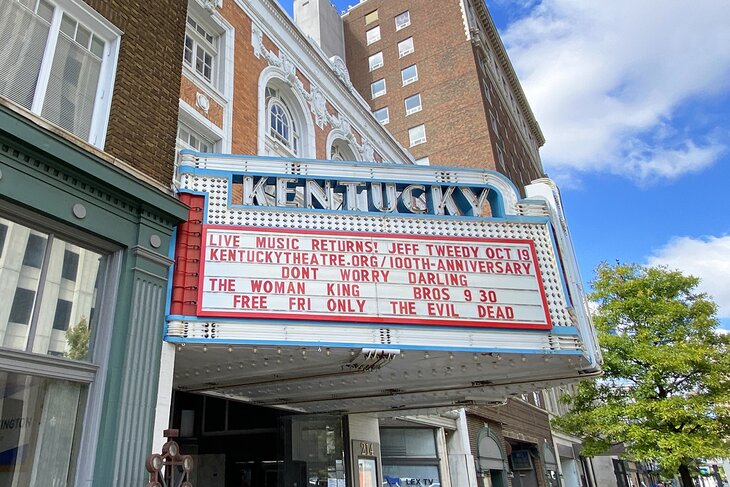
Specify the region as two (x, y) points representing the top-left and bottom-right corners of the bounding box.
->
(164, 336), (585, 356)
(546, 220), (573, 308)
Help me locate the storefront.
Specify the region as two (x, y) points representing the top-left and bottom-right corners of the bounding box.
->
(162, 151), (600, 486)
(0, 103), (187, 485)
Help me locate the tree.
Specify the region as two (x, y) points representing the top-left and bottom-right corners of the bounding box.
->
(553, 263), (730, 487)
(65, 317), (91, 360)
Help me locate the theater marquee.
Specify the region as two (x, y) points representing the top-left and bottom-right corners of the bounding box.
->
(198, 226), (552, 329)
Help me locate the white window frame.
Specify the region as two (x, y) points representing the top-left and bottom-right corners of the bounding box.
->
(408, 124), (426, 147)
(368, 51), (384, 71)
(177, 100), (224, 155)
(373, 107), (389, 125)
(366, 26), (381, 45)
(398, 37), (414, 58)
(404, 93), (422, 116)
(401, 65), (418, 86)
(395, 10), (411, 30)
(371, 79), (386, 99)
(415, 157), (430, 165)
(183, 10), (225, 92)
(3, 0), (122, 149)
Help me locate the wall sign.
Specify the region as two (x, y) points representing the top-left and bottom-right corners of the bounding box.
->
(198, 226), (552, 329)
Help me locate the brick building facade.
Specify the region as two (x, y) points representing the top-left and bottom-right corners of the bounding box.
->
(341, 0), (545, 192)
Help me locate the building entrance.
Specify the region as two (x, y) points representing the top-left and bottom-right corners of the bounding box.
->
(170, 391), (346, 487)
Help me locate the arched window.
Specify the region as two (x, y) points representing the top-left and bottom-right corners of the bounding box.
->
(266, 86), (300, 156)
(330, 139), (358, 161)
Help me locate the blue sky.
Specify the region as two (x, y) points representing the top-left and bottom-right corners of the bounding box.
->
(279, 0), (730, 330)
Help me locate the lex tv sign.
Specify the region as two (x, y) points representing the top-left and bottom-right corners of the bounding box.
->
(187, 157), (566, 331)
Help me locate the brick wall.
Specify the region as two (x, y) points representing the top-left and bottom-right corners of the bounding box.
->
(87, 0), (188, 187)
(343, 0), (545, 194)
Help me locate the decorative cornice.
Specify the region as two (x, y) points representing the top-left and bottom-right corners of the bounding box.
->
(241, 0), (414, 164)
(252, 26), (380, 161)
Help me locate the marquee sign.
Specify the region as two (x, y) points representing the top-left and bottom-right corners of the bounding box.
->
(198, 226), (552, 329)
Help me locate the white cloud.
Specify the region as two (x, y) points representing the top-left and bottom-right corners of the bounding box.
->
(500, 0), (730, 183)
(647, 235), (730, 318)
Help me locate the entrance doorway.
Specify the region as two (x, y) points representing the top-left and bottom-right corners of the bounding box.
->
(170, 391), (345, 487)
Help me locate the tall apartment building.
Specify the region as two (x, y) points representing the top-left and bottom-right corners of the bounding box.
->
(318, 3), (587, 487)
(338, 0), (545, 192)
(0, 0), (188, 484)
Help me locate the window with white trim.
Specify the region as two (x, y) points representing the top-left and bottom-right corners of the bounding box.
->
(371, 79), (386, 99)
(373, 107), (389, 125)
(401, 65), (418, 86)
(366, 25), (380, 45)
(490, 112), (499, 136)
(395, 10), (410, 30)
(177, 121), (216, 153)
(398, 37), (414, 58)
(0, 0), (120, 147)
(184, 14), (220, 86)
(408, 124), (426, 146)
(415, 157), (430, 165)
(404, 93), (421, 115)
(265, 86), (300, 156)
(368, 51), (384, 71)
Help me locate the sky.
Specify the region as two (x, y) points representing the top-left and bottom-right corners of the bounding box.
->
(279, 0), (730, 330)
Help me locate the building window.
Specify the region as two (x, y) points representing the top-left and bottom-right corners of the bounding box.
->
(22, 233), (47, 268)
(0, 0), (120, 147)
(265, 86), (300, 156)
(415, 157), (430, 165)
(61, 250), (79, 281)
(395, 11), (411, 30)
(404, 93), (422, 115)
(368, 51), (384, 71)
(371, 79), (386, 99)
(366, 26), (380, 45)
(381, 428), (442, 487)
(365, 10), (378, 25)
(52, 298), (73, 331)
(9, 288), (36, 325)
(373, 107), (389, 125)
(0, 223), (7, 258)
(408, 124), (426, 146)
(398, 37), (414, 58)
(177, 122), (216, 153)
(401, 65), (418, 86)
(490, 112), (499, 136)
(0, 216), (106, 357)
(184, 15), (218, 85)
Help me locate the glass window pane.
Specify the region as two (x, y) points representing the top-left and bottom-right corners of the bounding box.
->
(0, 223), (8, 258)
(366, 26), (380, 45)
(90, 36), (104, 58)
(405, 94), (421, 114)
(368, 52), (383, 71)
(402, 65), (418, 85)
(75, 24), (91, 49)
(41, 32), (102, 140)
(398, 37), (414, 57)
(9, 288), (36, 324)
(30, 238), (105, 360)
(22, 233), (47, 268)
(36, 0), (54, 23)
(0, 1), (52, 109)
(60, 13), (76, 39)
(0, 371), (85, 487)
(374, 107), (388, 124)
(395, 11), (411, 30)
(62, 250), (79, 281)
(371, 79), (385, 98)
